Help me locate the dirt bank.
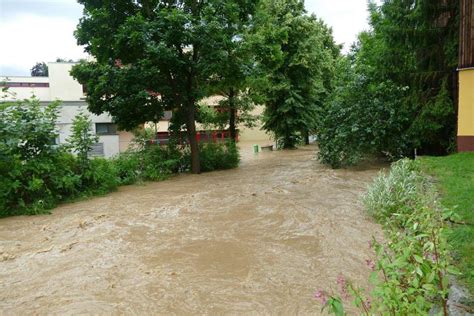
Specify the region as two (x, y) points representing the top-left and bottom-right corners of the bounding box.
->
(0, 145), (383, 314)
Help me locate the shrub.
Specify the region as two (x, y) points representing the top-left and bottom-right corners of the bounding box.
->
(198, 142), (240, 172)
(317, 76), (411, 169)
(0, 97), (241, 216)
(0, 98), (118, 216)
(83, 158), (119, 195)
(141, 145), (181, 181)
(315, 159), (458, 315)
(1, 98), (62, 216)
(114, 143), (188, 184)
(113, 141), (239, 184)
(66, 111), (98, 168)
(363, 159), (431, 221)
(113, 152), (142, 185)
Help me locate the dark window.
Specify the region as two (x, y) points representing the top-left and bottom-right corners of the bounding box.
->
(96, 123), (118, 135)
(89, 143), (104, 156)
(0, 82), (49, 88)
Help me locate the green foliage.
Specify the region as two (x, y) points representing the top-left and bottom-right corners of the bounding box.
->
(420, 153), (474, 292)
(1, 95), (240, 217)
(316, 159), (457, 315)
(72, 0), (258, 173)
(66, 111), (98, 167)
(198, 142), (240, 172)
(203, 2), (258, 141)
(114, 139), (239, 184)
(250, 0), (339, 148)
(363, 159), (428, 221)
(0, 99), (118, 217)
(113, 152), (143, 185)
(364, 160), (453, 314)
(317, 57), (411, 168)
(318, 0), (458, 168)
(83, 158), (119, 195)
(30, 62), (49, 77)
(197, 104), (229, 131)
(140, 145), (184, 181)
(0, 98), (61, 215)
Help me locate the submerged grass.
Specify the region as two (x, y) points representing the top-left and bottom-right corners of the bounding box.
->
(419, 153), (474, 292)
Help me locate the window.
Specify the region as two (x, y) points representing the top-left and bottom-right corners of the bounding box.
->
(89, 143), (104, 156)
(0, 82), (49, 88)
(95, 123), (118, 135)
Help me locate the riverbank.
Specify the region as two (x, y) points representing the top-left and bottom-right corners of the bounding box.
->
(420, 153), (474, 295)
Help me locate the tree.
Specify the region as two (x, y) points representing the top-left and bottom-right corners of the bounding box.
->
(204, 0), (258, 141)
(30, 62), (48, 77)
(72, 0), (254, 174)
(55, 58), (75, 62)
(250, 0), (338, 148)
(364, 0), (458, 154)
(317, 0), (459, 168)
(66, 111), (98, 168)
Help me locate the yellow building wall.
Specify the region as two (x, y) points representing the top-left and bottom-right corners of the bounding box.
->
(458, 69), (474, 136)
(238, 105), (273, 143)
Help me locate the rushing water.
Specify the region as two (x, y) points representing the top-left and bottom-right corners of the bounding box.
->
(0, 144), (383, 315)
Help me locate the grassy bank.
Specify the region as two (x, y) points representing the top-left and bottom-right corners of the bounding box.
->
(419, 153), (474, 292)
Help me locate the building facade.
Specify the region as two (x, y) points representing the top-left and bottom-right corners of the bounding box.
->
(458, 0), (474, 152)
(1, 62), (133, 158)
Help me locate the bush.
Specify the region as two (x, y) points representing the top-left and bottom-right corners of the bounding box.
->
(315, 158), (458, 315)
(83, 158), (119, 195)
(363, 159), (430, 221)
(114, 152), (142, 185)
(0, 98), (241, 216)
(113, 142), (239, 184)
(317, 75), (411, 168)
(0, 98), (118, 217)
(142, 144), (185, 180)
(198, 142), (240, 172)
(114, 144), (188, 184)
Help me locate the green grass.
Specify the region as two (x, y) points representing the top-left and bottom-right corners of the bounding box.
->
(419, 153), (474, 292)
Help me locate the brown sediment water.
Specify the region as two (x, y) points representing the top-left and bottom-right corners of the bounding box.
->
(0, 144), (383, 315)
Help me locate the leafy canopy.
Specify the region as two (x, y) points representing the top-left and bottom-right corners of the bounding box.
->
(250, 0), (339, 148)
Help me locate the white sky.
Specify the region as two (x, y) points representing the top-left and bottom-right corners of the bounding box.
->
(0, 0), (374, 76)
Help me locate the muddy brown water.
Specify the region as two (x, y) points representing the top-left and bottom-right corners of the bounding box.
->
(0, 144), (384, 315)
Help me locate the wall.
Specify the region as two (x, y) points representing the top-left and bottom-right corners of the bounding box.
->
(0, 76), (51, 100)
(458, 0), (474, 152)
(99, 135), (121, 158)
(118, 131), (135, 153)
(1, 64), (133, 158)
(458, 69), (474, 151)
(238, 105), (273, 143)
(48, 63), (85, 101)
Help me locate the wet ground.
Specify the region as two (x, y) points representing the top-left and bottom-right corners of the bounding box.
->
(0, 144), (383, 315)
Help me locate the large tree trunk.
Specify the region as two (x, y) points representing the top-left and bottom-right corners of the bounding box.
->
(228, 88), (237, 142)
(185, 103), (201, 174)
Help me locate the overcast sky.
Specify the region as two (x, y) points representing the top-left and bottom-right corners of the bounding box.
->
(0, 0), (373, 76)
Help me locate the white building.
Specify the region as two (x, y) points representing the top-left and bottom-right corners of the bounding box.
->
(1, 62), (133, 158)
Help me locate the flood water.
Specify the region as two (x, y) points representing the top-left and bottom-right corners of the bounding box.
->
(0, 144), (383, 315)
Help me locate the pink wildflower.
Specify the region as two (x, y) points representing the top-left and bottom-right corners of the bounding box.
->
(336, 274), (350, 299)
(365, 298), (372, 310)
(423, 252), (438, 263)
(368, 240), (374, 249)
(366, 259), (376, 271)
(314, 290), (328, 305)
